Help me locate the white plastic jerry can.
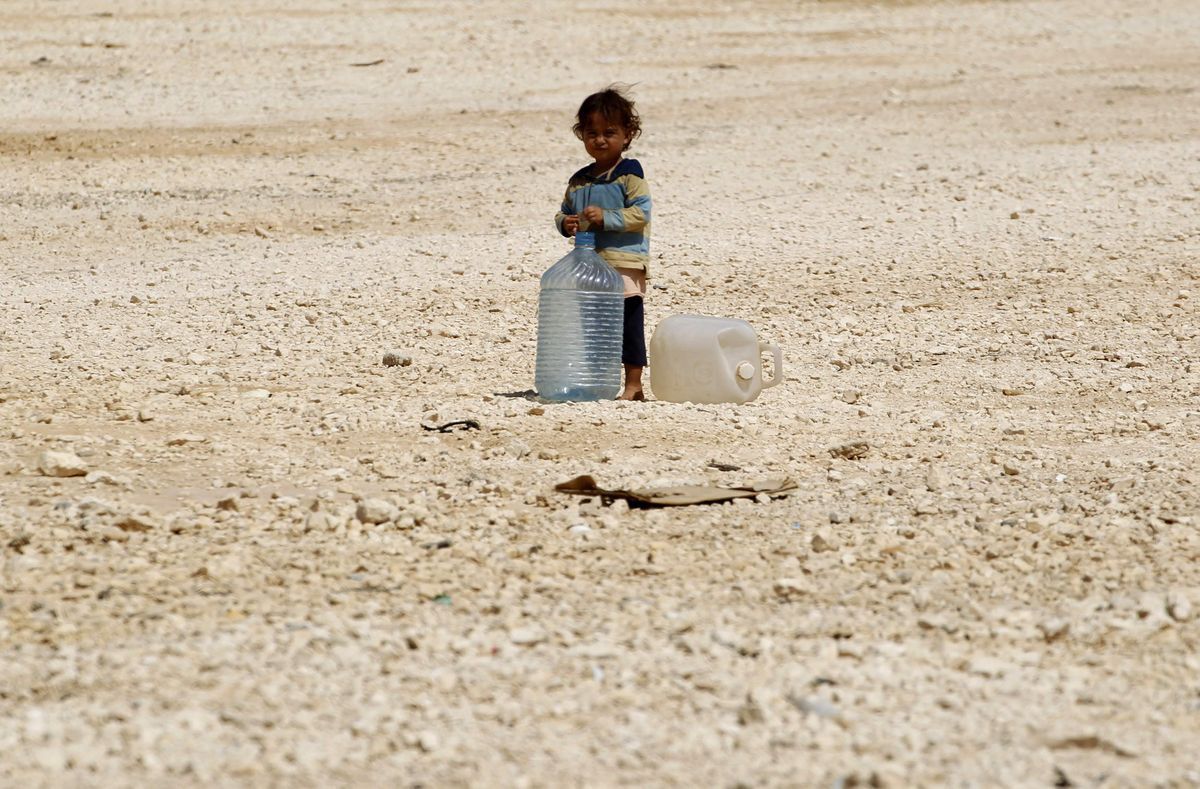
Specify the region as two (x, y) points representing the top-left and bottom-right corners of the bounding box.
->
(648, 314), (783, 404)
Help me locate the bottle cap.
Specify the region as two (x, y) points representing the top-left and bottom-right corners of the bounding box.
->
(574, 231), (595, 248)
(736, 361), (756, 381)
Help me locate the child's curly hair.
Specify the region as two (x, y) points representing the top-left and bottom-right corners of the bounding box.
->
(572, 84), (642, 151)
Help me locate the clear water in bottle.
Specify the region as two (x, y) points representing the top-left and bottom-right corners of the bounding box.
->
(535, 232), (624, 401)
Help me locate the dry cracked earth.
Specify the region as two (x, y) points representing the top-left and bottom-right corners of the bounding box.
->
(1, 0), (1198, 786)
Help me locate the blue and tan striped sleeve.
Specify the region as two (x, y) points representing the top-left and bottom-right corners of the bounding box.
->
(602, 172), (651, 233)
(554, 186), (574, 236)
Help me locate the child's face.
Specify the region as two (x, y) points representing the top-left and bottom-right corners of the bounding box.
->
(581, 111), (631, 170)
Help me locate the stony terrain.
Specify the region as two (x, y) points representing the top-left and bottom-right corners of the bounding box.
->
(2, 0), (1198, 785)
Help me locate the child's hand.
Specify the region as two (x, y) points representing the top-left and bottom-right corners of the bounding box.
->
(563, 214), (580, 235)
(582, 206), (605, 228)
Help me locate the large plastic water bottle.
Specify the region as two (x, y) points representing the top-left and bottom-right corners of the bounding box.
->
(535, 231), (624, 401)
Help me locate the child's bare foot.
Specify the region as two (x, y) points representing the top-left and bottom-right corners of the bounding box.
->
(617, 365), (645, 401)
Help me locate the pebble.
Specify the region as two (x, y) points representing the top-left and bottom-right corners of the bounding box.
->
(787, 694), (842, 720)
(829, 441), (870, 460)
(737, 694), (766, 726)
(38, 450), (87, 477)
(382, 351), (413, 367)
(373, 463), (403, 479)
(306, 511), (337, 532)
(1037, 618), (1070, 643)
(355, 498), (398, 524)
(810, 532), (837, 553)
(84, 470), (127, 486)
(416, 731), (440, 753)
(113, 512), (156, 532)
(925, 465), (949, 492)
(965, 656), (1013, 678)
(773, 577), (809, 600)
(1167, 590), (1192, 623)
(167, 434), (207, 446)
(509, 626), (547, 646)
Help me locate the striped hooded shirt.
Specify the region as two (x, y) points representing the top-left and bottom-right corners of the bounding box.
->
(554, 158), (652, 273)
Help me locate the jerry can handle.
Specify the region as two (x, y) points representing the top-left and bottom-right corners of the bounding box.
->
(759, 342), (783, 388)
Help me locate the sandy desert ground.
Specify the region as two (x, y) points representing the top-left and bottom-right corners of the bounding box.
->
(1, 0), (1199, 785)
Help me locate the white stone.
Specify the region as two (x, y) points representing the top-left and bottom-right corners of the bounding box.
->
(1167, 590), (1192, 623)
(38, 450), (87, 477)
(356, 499), (398, 525)
(773, 577), (809, 600)
(510, 626), (547, 646)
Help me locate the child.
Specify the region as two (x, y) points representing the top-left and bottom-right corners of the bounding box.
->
(555, 85), (652, 401)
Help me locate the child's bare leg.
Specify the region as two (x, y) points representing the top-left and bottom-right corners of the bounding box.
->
(618, 365), (644, 400)
(617, 291), (647, 400)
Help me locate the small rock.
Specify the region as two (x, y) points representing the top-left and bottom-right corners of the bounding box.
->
(829, 441), (869, 460)
(838, 389), (862, 405)
(917, 613), (958, 633)
(382, 351), (412, 368)
(167, 433), (207, 446)
(112, 512), (155, 532)
(787, 694), (842, 720)
(84, 470), (127, 486)
(1047, 733), (1136, 758)
(306, 511), (338, 532)
(913, 499), (940, 516)
(1038, 618), (1070, 643)
(1167, 590), (1192, 623)
(572, 642), (618, 659)
(1135, 592), (1169, 623)
(510, 626), (546, 646)
(925, 465), (949, 492)
(356, 498), (399, 525)
(965, 656), (1012, 678)
(373, 463), (402, 480)
(38, 450), (87, 477)
(773, 577), (809, 601)
(1002, 461), (1021, 476)
(242, 389), (270, 399)
(836, 640), (864, 659)
(810, 532), (837, 553)
(415, 731), (440, 753)
(711, 629), (758, 656)
(737, 694), (766, 726)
